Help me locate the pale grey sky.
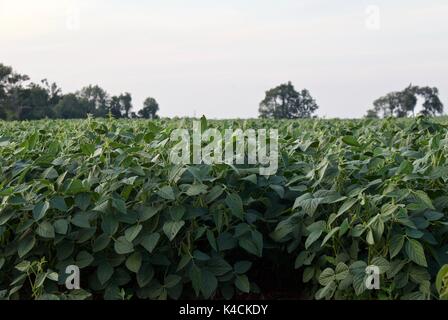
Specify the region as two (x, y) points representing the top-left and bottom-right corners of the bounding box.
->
(1, 0), (447, 118)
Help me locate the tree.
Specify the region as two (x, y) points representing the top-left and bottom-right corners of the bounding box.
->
(109, 96), (122, 118)
(109, 93), (133, 118)
(18, 83), (55, 120)
(365, 108), (379, 119)
(77, 85), (109, 117)
(54, 94), (93, 119)
(414, 86), (443, 116)
(120, 92), (133, 118)
(259, 82), (318, 119)
(0, 63), (29, 120)
(369, 85), (443, 118)
(138, 97), (159, 119)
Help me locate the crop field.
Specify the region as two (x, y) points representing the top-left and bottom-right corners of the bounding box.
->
(1, 116), (448, 300)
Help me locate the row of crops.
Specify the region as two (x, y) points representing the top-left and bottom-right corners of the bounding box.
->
(1, 116), (448, 300)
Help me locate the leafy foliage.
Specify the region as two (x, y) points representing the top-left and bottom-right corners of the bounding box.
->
(1, 116), (448, 300)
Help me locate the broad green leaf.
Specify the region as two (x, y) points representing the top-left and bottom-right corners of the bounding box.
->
(125, 224), (142, 242)
(342, 135), (360, 147)
(405, 239), (427, 267)
(200, 270), (217, 299)
(36, 221), (55, 239)
(390, 234), (404, 259)
(337, 198), (357, 217)
(54, 219), (69, 235)
(157, 186), (175, 200)
(225, 193), (244, 219)
(114, 236), (134, 255)
(33, 201), (50, 221)
(321, 227), (340, 247)
(126, 252), (142, 273)
(319, 268), (335, 286)
(305, 230), (322, 249)
(97, 262), (114, 285)
(141, 233), (160, 253)
(163, 221), (185, 241)
(18, 235), (35, 258)
(235, 274), (250, 293)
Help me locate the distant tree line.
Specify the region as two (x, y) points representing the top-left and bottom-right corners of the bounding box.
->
(258, 82), (443, 120)
(1, 63), (444, 121)
(0, 63), (159, 121)
(366, 84), (443, 118)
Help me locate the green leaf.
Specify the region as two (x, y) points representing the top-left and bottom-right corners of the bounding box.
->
(366, 229), (375, 245)
(319, 268), (335, 286)
(75, 193), (91, 211)
(342, 135), (360, 147)
(316, 281), (336, 300)
(335, 263), (349, 281)
(18, 235), (35, 258)
(76, 251), (94, 268)
(390, 234), (404, 259)
(413, 190), (435, 210)
(206, 230), (218, 251)
(93, 233), (111, 252)
(66, 179), (88, 195)
(141, 233), (160, 253)
(305, 230), (323, 249)
(200, 115), (207, 133)
(15, 261), (30, 272)
(137, 264), (154, 288)
(201, 270), (217, 299)
(371, 257), (390, 274)
(33, 201), (50, 221)
(190, 265), (202, 296)
(205, 185), (224, 204)
(436, 265), (448, 294)
(114, 236), (134, 255)
(337, 198), (357, 218)
(303, 267), (315, 283)
(235, 274), (250, 293)
(234, 261), (252, 274)
(163, 221), (185, 241)
(157, 186), (175, 200)
(112, 197), (127, 214)
(50, 196), (68, 212)
(36, 221), (55, 238)
(97, 262), (114, 285)
(186, 184), (208, 196)
(164, 274), (182, 288)
(239, 231), (263, 257)
(71, 213), (91, 228)
(53, 219), (69, 235)
(321, 227), (340, 247)
(225, 193), (244, 219)
(125, 224), (142, 242)
(405, 239), (427, 267)
(126, 252), (142, 273)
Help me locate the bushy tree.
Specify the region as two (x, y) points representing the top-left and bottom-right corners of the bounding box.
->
(109, 93), (133, 118)
(54, 94), (94, 119)
(138, 97), (159, 119)
(0, 63), (29, 120)
(368, 85), (443, 118)
(259, 82), (318, 119)
(77, 85), (109, 117)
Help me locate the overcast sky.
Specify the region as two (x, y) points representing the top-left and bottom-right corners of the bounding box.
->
(1, 0), (447, 118)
